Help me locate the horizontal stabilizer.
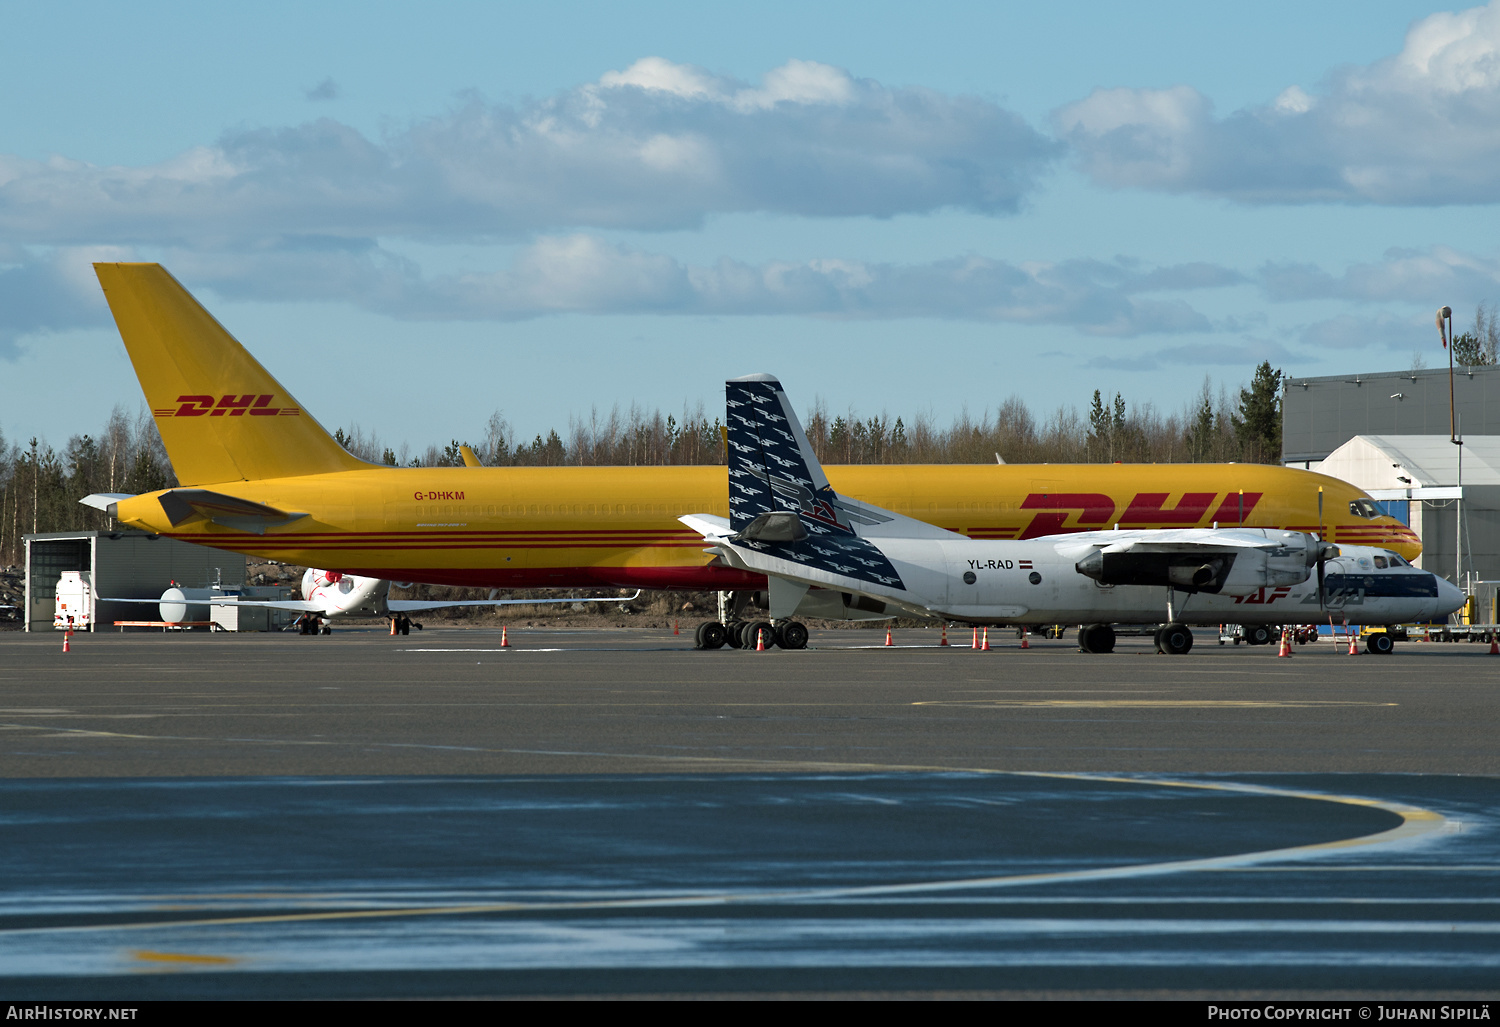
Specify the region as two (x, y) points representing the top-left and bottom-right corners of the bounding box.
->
(79, 493), (135, 514)
(156, 489), (306, 534)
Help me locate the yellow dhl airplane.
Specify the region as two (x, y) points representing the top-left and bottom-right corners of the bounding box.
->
(83, 263), (1419, 590)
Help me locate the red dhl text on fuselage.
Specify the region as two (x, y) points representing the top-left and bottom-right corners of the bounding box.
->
(119, 463), (1419, 591)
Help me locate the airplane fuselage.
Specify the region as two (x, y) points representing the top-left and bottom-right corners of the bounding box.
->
(112, 463), (1418, 592)
(300, 568), (390, 618)
(848, 538), (1457, 626)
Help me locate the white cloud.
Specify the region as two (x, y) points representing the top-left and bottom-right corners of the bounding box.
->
(1056, 1), (1500, 205)
(1272, 86), (1313, 114)
(0, 59), (1056, 247)
(1259, 246), (1500, 303)
(1089, 338), (1300, 373)
(207, 240), (1235, 336)
(0, 246), (127, 356)
(597, 57), (857, 111)
(305, 78), (340, 102)
(598, 57), (720, 99)
(1300, 312), (1434, 352)
(0, 240), (1239, 349)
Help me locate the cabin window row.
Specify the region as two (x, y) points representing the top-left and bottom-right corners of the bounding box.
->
(413, 504), (678, 517)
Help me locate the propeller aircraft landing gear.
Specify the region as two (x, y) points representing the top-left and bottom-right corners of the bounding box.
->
(694, 621), (728, 649)
(775, 621), (808, 650)
(1155, 622), (1193, 655)
(1078, 623), (1115, 654)
(742, 620), (775, 649)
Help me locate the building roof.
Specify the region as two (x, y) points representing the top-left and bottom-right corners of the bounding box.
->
(1314, 435), (1500, 489)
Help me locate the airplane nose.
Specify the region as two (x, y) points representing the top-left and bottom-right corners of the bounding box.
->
(1435, 575), (1466, 617)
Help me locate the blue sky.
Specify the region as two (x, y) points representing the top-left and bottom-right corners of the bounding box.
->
(3, 0), (1497, 453)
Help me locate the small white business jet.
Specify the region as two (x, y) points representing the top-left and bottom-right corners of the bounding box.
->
(111, 568), (638, 635)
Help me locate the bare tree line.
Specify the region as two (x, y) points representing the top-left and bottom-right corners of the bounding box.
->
(0, 407), (175, 565)
(1, 373), (1275, 565)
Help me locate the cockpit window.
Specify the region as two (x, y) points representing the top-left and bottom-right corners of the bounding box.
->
(1349, 499), (1381, 519)
(1373, 556), (1388, 568)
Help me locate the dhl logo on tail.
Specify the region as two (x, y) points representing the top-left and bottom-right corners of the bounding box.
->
(155, 395), (302, 418)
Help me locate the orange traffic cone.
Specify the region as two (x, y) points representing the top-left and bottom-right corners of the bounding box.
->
(884, 628), (894, 646)
(389, 618), (397, 636)
(1488, 636), (1497, 655)
(1348, 631), (1359, 656)
(1019, 629), (1030, 650)
(981, 627), (991, 651)
(500, 626), (511, 648)
(1277, 629), (1293, 657)
(756, 627), (766, 651)
(971, 626), (979, 650)
(673, 620), (680, 635)
(62, 630), (71, 653)
(940, 624), (949, 647)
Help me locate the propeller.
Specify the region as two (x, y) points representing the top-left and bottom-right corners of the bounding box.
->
(1307, 539), (1338, 608)
(1315, 488), (1329, 608)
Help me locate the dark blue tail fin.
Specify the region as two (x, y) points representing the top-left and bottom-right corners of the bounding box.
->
(725, 374), (851, 535)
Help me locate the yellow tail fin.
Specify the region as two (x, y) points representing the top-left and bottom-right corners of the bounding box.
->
(94, 263), (368, 485)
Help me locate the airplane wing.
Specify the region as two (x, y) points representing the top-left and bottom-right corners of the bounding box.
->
(98, 596), (327, 612)
(387, 590), (642, 612)
(1051, 527), (1314, 554)
(1054, 528), (1325, 595)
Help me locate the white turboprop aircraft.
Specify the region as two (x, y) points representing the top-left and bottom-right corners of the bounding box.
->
(679, 374), (1464, 655)
(111, 568), (639, 635)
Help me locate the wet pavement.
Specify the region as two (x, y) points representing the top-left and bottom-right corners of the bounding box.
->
(1, 628), (1496, 997)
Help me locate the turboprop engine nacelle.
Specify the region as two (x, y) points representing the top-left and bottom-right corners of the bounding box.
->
(1075, 532), (1321, 595)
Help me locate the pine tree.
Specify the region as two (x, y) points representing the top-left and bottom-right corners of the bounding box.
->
(1233, 362), (1283, 463)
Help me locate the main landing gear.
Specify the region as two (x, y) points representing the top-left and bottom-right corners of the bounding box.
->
(1077, 623), (1116, 654)
(1146, 586), (1194, 655)
(694, 618), (809, 650)
(389, 614), (423, 636)
(1154, 622), (1194, 655)
(295, 614), (330, 635)
(694, 590), (807, 649)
